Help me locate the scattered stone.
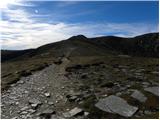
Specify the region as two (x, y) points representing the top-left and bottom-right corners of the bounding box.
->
(116, 92), (122, 96)
(95, 95), (138, 117)
(48, 101), (54, 105)
(131, 90), (147, 102)
(17, 80), (24, 84)
(10, 84), (16, 87)
(44, 93), (50, 97)
(29, 98), (42, 109)
(20, 106), (29, 111)
(144, 110), (152, 115)
(27, 109), (36, 114)
(63, 107), (83, 118)
(151, 71), (158, 75)
(84, 112), (89, 116)
(144, 86), (159, 96)
(39, 109), (55, 119)
(15, 102), (19, 105)
(24, 90), (29, 94)
(20, 111), (28, 114)
(61, 86), (65, 89)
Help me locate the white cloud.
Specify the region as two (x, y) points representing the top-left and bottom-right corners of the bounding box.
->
(0, 1), (158, 50)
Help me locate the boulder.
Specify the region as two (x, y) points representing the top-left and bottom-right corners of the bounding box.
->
(95, 95), (138, 117)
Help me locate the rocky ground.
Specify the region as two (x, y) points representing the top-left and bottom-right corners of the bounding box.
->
(1, 55), (159, 119)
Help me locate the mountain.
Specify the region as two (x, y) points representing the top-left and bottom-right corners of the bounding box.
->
(1, 33), (159, 119)
(1, 33), (159, 62)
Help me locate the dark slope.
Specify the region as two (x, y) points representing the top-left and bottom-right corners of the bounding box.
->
(92, 33), (159, 57)
(1, 49), (34, 62)
(1, 33), (159, 62)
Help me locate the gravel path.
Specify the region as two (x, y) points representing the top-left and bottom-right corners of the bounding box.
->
(1, 58), (71, 119)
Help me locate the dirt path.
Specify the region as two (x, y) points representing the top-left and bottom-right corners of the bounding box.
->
(1, 56), (73, 119)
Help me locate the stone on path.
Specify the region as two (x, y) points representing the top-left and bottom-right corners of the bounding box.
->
(95, 95), (138, 117)
(44, 93), (50, 97)
(39, 109), (55, 119)
(28, 98), (42, 109)
(131, 90), (147, 102)
(63, 107), (83, 118)
(144, 86), (159, 96)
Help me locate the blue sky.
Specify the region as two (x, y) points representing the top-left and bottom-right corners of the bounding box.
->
(0, 1), (159, 50)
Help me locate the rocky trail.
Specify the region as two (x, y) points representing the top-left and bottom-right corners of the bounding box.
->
(1, 55), (159, 119)
(1, 56), (75, 119)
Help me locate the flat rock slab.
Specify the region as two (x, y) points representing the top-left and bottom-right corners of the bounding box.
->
(131, 90), (147, 102)
(144, 86), (159, 96)
(95, 95), (138, 117)
(63, 107), (83, 118)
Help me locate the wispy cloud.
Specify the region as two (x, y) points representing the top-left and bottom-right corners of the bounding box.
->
(0, 1), (158, 50)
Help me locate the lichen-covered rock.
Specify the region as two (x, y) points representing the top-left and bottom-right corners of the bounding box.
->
(95, 95), (138, 117)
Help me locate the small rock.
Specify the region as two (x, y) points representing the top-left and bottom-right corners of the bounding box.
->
(39, 109), (55, 119)
(21, 106), (29, 111)
(84, 112), (89, 116)
(44, 93), (50, 97)
(20, 111), (28, 114)
(61, 86), (65, 89)
(29, 98), (42, 105)
(131, 90), (147, 102)
(48, 102), (54, 105)
(15, 102), (19, 105)
(63, 107), (83, 118)
(17, 80), (24, 84)
(144, 110), (152, 115)
(24, 90), (29, 94)
(116, 92), (122, 96)
(10, 84), (16, 87)
(144, 86), (159, 96)
(29, 98), (42, 109)
(27, 109), (36, 114)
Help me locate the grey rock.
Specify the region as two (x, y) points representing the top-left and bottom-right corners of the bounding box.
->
(84, 112), (89, 116)
(131, 90), (147, 102)
(144, 110), (152, 115)
(27, 109), (36, 114)
(20, 106), (29, 111)
(29, 98), (42, 105)
(39, 109), (55, 118)
(17, 80), (24, 84)
(44, 93), (50, 97)
(48, 101), (54, 105)
(20, 111), (28, 114)
(151, 71), (158, 75)
(144, 86), (159, 96)
(29, 98), (42, 109)
(95, 95), (138, 117)
(63, 107), (83, 118)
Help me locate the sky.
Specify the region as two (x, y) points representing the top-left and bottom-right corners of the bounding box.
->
(0, 0), (159, 50)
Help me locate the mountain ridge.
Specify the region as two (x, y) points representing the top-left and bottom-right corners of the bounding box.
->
(1, 32), (159, 62)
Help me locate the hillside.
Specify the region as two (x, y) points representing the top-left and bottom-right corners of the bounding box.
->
(1, 33), (158, 63)
(1, 33), (159, 119)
